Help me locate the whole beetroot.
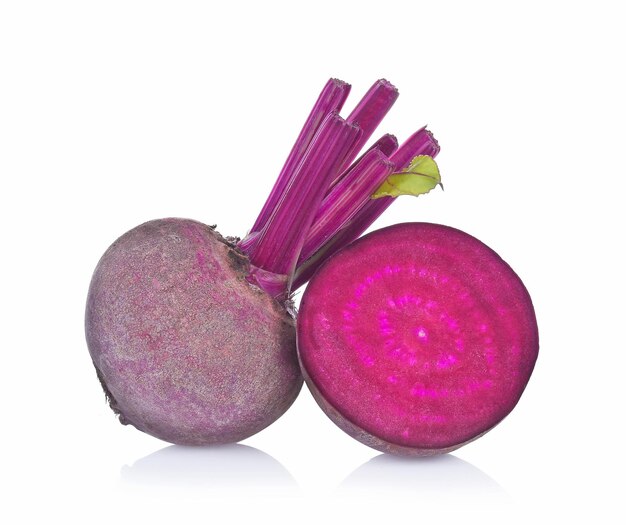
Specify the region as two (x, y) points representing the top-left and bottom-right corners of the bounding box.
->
(85, 78), (440, 444)
(86, 219), (300, 445)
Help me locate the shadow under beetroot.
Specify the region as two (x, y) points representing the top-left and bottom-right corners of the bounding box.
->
(340, 453), (506, 496)
(121, 443), (298, 491)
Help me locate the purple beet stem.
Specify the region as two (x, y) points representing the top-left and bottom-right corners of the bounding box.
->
(237, 78), (438, 297)
(297, 148), (395, 264)
(246, 113), (361, 292)
(292, 128), (440, 290)
(247, 79), (351, 236)
(334, 79), (399, 180)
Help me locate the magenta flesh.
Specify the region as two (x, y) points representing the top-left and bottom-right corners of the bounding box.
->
(297, 223), (538, 455)
(86, 218), (302, 445)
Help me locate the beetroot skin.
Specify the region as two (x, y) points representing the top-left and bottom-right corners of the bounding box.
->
(86, 218), (302, 445)
(297, 222), (539, 456)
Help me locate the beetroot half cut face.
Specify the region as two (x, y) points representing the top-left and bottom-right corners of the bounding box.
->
(297, 222), (539, 456)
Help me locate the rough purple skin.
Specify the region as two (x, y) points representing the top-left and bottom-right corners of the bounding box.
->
(85, 218), (302, 445)
(297, 223), (539, 456)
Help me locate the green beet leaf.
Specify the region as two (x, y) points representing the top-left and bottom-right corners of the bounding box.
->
(372, 155), (442, 199)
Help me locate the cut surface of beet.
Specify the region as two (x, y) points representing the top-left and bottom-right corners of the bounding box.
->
(297, 222), (538, 455)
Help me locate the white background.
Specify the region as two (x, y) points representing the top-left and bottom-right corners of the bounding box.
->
(1, 1), (624, 523)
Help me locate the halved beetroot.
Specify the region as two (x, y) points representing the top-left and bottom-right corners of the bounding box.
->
(297, 222), (539, 455)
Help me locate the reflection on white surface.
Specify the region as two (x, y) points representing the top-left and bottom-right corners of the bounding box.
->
(121, 444), (298, 491)
(340, 453), (505, 496)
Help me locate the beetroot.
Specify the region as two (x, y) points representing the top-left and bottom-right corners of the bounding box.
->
(297, 223), (538, 455)
(86, 78), (440, 444)
(86, 219), (300, 445)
